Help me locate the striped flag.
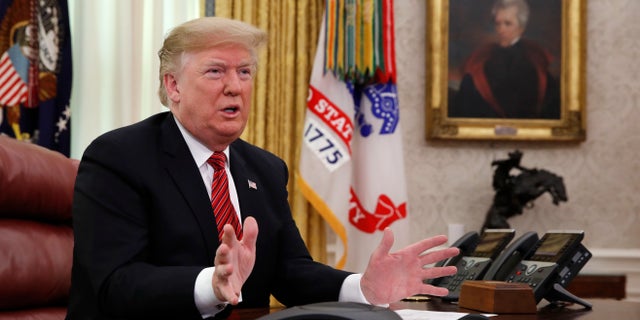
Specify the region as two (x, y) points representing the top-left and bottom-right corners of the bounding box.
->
(0, 0), (72, 156)
(298, 0), (408, 273)
(0, 51), (29, 106)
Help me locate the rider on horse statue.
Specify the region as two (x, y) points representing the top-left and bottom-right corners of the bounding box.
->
(482, 150), (568, 231)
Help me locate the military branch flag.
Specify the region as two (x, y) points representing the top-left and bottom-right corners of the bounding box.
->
(0, 0), (72, 156)
(298, 0), (409, 272)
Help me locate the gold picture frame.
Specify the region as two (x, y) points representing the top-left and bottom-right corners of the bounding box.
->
(425, 0), (586, 141)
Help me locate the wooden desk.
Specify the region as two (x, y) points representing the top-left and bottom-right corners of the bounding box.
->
(227, 299), (640, 319)
(567, 274), (626, 300)
(393, 298), (640, 319)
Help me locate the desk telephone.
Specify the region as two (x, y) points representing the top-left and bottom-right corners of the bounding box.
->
(429, 229), (516, 301)
(431, 229), (592, 308)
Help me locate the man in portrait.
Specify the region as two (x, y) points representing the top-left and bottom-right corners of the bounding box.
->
(448, 0), (560, 119)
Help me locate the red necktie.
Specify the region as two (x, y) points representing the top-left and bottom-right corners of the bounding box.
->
(207, 152), (242, 241)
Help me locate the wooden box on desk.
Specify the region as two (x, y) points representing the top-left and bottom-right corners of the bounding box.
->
(458, 281), (537, 314)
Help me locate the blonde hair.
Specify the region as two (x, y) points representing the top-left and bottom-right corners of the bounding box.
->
(157, 17), (268, 106)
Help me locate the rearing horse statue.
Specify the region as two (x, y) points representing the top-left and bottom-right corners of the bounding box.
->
(481, 150), (568, 231)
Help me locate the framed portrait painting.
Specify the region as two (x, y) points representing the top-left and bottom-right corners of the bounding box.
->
(425, 0), (586, 141)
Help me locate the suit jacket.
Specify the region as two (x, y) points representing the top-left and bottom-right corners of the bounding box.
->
(66, 112), (351, 320)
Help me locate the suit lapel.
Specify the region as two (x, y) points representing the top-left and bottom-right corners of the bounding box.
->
(159, 114), (218, 261)
(229, 142), (262, 221)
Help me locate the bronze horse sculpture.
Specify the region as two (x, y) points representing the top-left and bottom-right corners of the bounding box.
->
(482, 150), (568, 231)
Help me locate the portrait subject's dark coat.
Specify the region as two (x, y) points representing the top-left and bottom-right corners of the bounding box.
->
(449, 39), (560, 119)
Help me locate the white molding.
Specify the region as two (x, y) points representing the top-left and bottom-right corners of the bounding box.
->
(579, 248), (640, 302)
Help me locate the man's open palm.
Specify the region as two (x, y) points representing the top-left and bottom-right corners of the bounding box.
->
(212, 217), (259, 304)
(360, 229), (460, 305)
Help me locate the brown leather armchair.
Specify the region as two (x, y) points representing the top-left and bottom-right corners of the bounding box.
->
(0, 135), (79, 320)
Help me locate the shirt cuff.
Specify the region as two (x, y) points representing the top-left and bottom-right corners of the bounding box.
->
(338, 273), (389, 308)
(194, 267), (228, 318)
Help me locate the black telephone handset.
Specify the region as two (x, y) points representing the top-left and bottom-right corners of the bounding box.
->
(438, 231), (481, 268)
(482, 231), (539, 281)
(435, 229), (516, 301)
(495, 230), (593, 309)
(427, 231), (480, 285)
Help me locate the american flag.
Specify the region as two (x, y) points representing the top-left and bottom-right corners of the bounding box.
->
(0, 51), (28, 106)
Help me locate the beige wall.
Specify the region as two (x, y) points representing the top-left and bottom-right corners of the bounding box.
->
(393, 0), (639, 299)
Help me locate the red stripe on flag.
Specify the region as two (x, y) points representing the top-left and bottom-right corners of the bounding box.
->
(0, 52), (28, 106)
(376, 0), (396, 83)
(0, 75), (28, 106)
(307, 85), (353, 154)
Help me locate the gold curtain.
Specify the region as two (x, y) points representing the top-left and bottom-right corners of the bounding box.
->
(213, 1), (328, 263)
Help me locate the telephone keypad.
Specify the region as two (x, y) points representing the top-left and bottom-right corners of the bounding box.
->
(446, 270), (478, 290)
(507, 261), (557, 292)
(439, 257), (493, 300)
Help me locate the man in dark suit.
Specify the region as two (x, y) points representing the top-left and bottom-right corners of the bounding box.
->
(66, 17), (459, 319)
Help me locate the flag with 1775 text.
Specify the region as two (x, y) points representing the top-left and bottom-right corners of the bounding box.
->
(298, 0), (409, 273)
